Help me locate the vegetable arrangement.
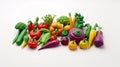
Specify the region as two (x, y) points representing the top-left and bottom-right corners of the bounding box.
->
(12, 13), (104, 51)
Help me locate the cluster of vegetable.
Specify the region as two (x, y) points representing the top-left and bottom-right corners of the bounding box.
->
(12, 13), (104, 51)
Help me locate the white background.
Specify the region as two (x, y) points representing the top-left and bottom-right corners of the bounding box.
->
(0, 0), (120, 67)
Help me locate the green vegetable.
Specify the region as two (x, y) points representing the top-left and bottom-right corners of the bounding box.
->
(57, 16), (69, 26)
(21, 34), (29, 48)
(42, 14), (55, 26)
(38, 28), (51, 46)
(85, 23), (91, 39)
(74, 30), (81, 36)
(15, 22), (27, 30)
(12, 30), (21, 44)
(61, 29), (68, 36)
(16, 28), (27, 45)
(12, 22), (27, 44)
(34, 17), (39, 26)
(74, 13), (85, 29)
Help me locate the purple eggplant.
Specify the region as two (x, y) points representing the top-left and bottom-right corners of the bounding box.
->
(61, 37), (69, 45)
(94, 27), (104, 47)
(68, 28), (85, 44)
(38, 40), (60, 50)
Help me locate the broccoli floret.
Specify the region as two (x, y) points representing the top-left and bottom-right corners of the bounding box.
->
(15, 22), (27, 30)
(57, 16), (69, 26)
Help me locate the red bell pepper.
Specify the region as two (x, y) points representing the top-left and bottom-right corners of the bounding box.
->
(28, 20), (34, 32)
(38, 23), (48, 29)
(30, 26), (41, 39)
(50, 36), (57, 41)
(28, 38), (38, 49)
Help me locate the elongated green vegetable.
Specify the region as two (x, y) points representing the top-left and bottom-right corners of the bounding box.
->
(16, 28), (27, 45)
(85, 23), (91, 39)
(38, 28), (51, 46)
(12, 30), (21, 44)
(21, 34), (29, 48)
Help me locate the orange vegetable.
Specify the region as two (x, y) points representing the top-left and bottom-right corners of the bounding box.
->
(68, 40), (77, 50)
(69, 13), (74, 28)
(50, 22), (63, 36)
(64, 25), (71, 31)
(72, 14), (76, 24)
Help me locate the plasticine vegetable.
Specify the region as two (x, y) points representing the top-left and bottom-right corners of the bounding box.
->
(84, 23), (91, 39)
(28, 20), (34, 32)
(94, 27), (104, 47)
(64, 25), (71, 31)
(79, 38), (88, 49)
(38, 40), (60, 50)
(50, 36), (57, 41)
(21, 34), (29, 48)
(30, 26), (41, 39)
(61, 29), (68, 36)
(42, 14), (55, 26)
(88, 23), (98, 47)
(34, 17), (39, 26)
(16, 28), (27, 45)
(74, 13), (85, 29)
(12, 22), (27, 44)
(57, 16), (69, 26)
(28, 37), (38, 49)
(50, 22), (63, 36)
(38, 23), (48, 29)
(61, 37), (69, 45)
(68, 28), (85, 44)
(68, 40), (77, 50)
(69, 13), (74, 28)
(38, 28), (50, 46)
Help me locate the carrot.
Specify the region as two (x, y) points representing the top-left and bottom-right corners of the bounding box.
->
(88, 23), (98, 48)
(72, 14), (76, 25)
(69, 13), (74, 28)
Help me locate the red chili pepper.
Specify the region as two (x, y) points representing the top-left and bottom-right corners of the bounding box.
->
(38, 23), (48, 29)
(30, 26), (41, 39)
(28, 20), (34, 32)
(28, 38), (38, 49)
(50, 36), (57, 41)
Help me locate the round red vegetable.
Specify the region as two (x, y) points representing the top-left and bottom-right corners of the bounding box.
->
(28, 38), (38, 49)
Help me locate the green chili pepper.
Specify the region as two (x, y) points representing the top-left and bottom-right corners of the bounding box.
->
(61, 29), (68, 36)
(85, 23), (91, 39)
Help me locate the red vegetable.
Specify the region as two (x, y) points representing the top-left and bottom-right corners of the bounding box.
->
(38, 23), (48, 29)
(28, 20), (34, 32)
(38, 40), (60, 50)
(30, 26), (41, 39)
(94, 27), (104, 47)
(28, 38), (38, 49)
(50, 36), (57, 41)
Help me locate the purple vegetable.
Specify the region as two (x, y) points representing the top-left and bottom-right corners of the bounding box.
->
(68, 28), (85, 44)
(94, 27), (104, 47)
(38, 40), (60, 50)
(61, 37), (69, 45)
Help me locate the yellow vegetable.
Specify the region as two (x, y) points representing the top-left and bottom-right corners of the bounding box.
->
(68, 40), (77, 50)
(88, 23), (98, 47)
(79, 38), (88, 49)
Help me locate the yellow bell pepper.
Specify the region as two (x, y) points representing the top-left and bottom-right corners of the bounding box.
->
(79, 38), (89, 49)
(68, 40), (77, 50)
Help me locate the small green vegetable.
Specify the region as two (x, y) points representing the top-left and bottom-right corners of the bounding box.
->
(61, 29), (68, 36)
(16, 28), (27, 45)
(57, 16), (69, 26)
(21, 34), (29, 48)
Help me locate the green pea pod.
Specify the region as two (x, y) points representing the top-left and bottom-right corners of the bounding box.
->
(85, 23), (91, 39)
